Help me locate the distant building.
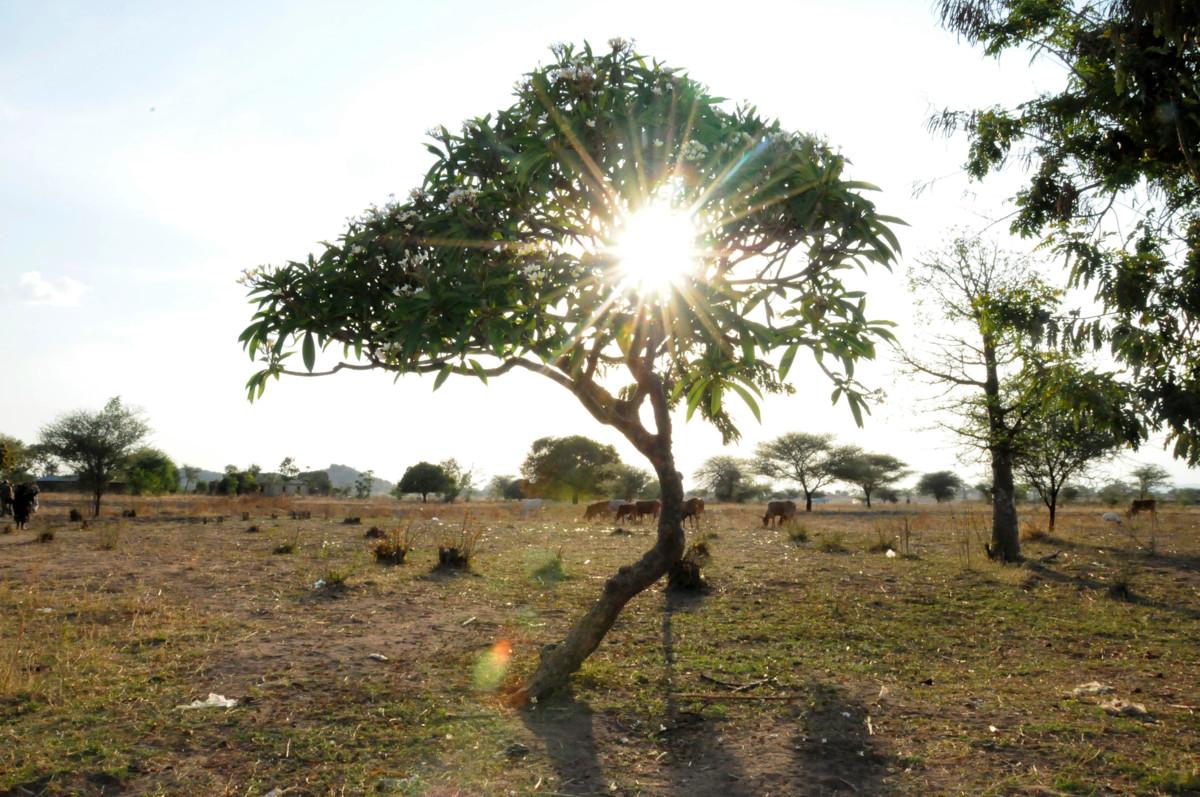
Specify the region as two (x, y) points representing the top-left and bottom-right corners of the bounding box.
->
(262, 479), (309, 497)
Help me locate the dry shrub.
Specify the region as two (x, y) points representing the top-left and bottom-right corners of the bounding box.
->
(373, 520), (421, 566)
(37, 531), (54, 543)
(818, 532), (849, 554)
(68, 508), (83, 522)
(525, 548), (567, 584)
(273, 541), (297, 555)
(1021, 523), (1048, 542)
(437, 516), (481, 570)
(245, 524), (260, 534)
(668, 541), (711, 591)
(97, 524), (120, 550)
(343, 516), (362, 526)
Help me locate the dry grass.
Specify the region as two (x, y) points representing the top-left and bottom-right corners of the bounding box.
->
(1, 494), (1198, 795)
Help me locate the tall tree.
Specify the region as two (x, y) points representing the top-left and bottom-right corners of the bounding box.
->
(354, 469), (375, 499)
(752, 432), (853, 511)
(831, 450), (907, 508)
(521, 436), (619, 504)
(240, 41), (899, 699)
(934, 0), (1200, 465)
(693, 456), (747, 503)
(38, 397), (150, 516)
(1130, 463), (1171, 498)
(602, 463), (654, 501)
(179, 464), (201, 493)
(905, 237), (1061, 561)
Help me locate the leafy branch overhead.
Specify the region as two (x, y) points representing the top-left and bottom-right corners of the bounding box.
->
(239, 41), (901, 445)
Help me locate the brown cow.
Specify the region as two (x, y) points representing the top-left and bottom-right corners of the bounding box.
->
(635, 499), (661, 522)
(1129, 498), (1157, 516)
(582, 500), (613, 521)
(681, 497), (705, 529)
(762, 499), (796, 528)
(12, 482), (40, 531)
(615, 503), (638, 523)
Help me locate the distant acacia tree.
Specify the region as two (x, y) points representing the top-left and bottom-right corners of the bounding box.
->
(916, 471), (964, 503)
(240, 42), (899, 699)
(694, 456), (747, 502)
(396, 462), (448, 503)
(126, 448), (179, 496)
(38, 397), (150, 516)
(354, 469), (375, 499)
(521, 436), (620, 504)
(752, 432), (853, 512)
(1131, 464), (1171, 499)
(831, 451), (907, 508)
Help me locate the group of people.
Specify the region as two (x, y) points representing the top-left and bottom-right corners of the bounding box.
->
(0, 479), (40, 530)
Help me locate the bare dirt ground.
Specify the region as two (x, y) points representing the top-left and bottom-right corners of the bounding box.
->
(1, 495), (1198, 796)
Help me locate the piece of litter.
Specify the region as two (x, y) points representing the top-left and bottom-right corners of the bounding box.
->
(841, 711), (852, 718)
(1101, 698), (1150, 718)
(368, 653), (389, 662)
(878, 685), (891, 701)
(989, 725), (999, 733)
(177, 692), (237, 710)
(1072, 681), (1115, 697)
(885, 549), (897, 558)
(313, 579), (326, 590)
(37, 607), (54, 613)
(461, 616), (476, 626)
(264, 790), (284, 797)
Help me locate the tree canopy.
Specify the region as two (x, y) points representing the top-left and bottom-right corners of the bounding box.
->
(125, 448), (179, 496)
(934, 0), (1200, 464)
(240, 40), (900, 700)
(520, 435), (620, 503)
(831, 450), (907, 508)
(916, 470), (965, 503)
(752, 431), (853, 511)
(396, 462), (450, 502)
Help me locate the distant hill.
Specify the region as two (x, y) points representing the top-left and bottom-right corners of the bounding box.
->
(191, 465), (393, 495)
(326, 464), (394, 496)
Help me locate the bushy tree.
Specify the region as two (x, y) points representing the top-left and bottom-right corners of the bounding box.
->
(693, 456), (747, 502)
(602, 463), (653, 501)
(38, 397), (150, 516)
(126, 448), (179, 495)
(299, 469), (332, 495)
(1131, 464), (1171, 499)
(933, 0), (1200, 465)
(521, 436), (620, 504)
(916, 470), (964, 503)
(240, 41), (899, 699)
(179, 464), (201, 493)
(396, 462), (449, 502)
(278, 456), (300, 480)
(831, 450), (907, 508)
(440, 459), (475, 502)
(488, 475), (523, 500)
(752, 432), (854, 512)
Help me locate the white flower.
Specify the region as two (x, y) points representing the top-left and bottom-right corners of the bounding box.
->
(585, 118), (596, 129)
(682, 140), (708, 162)
(409, 188), (429, 203)
(607, 37), (632, 54)
(651, 84), (664, 96)
(425, 125), (447, 138)
(447, 187), (480, 208)
(350, 245), (365, 255)
(653, 138), (664, 148)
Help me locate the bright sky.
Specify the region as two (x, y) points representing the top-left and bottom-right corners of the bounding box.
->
(2, 0), (1195, 491)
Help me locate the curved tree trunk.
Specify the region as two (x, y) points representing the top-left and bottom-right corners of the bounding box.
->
(523, 452), (684, 701)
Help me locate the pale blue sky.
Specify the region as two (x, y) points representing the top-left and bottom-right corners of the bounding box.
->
(2, 1), (1194, 488)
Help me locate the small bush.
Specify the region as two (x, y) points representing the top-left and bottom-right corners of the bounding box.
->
(291, 510), (312, 520)
(437, 516), (481, 570)
(866, 527), (893, 553)
(373, 520), (420, 566)
(525, 548), (567, 584)
(373, 539), (409, 565)
(241, 512), (251, 521)
(97, 525), (120, 550)
(343, 516), (362, 526)
(1020, 524), (1048, 543)
(668, 541), (710, 591)
(364, 526), (386, 540)
(121, 509), (137, 518)
(68, 508), (83, 522)
(245, 525), (260, 534)
(316, 569), (349, 590)
(273, 541), (297, 555)
(37, 531), (54, 543)
(787, 525), (809, 543)
(818, 532), (849, 554)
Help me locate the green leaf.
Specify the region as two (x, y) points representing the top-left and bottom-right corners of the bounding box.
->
(433, 365), (453, 391)
(778, 344), (799, 381)
(729, 382), (761, 422)
(302, 333), (316, 372)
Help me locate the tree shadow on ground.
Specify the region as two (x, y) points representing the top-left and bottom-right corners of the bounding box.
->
(1023, 561), (1200, 620)
(521, 692), (608, 796)
(791, 681), (889, 796)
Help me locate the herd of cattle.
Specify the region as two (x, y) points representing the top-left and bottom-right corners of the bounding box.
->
(580, 497), (802, 528)
(0, 480), (40, 530)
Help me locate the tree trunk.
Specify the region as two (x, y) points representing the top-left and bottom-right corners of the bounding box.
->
(864, 490), (872, 508)
(421, 493), (427, 503)
(989, 447), (1020, 561)
(522, 445), (684, 701)
(804, 491), (813, 512)
(92, 490), (102, 518)
(1048, 488), (1058, 532)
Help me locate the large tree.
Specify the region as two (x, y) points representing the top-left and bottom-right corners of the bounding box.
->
(38, 397), (150, 516)
(693, 456), (748, 503)
(934, 0), (1200, 465)
(905, 237), (1061, 561)
(395, 462), (449, 503)
(520, 436), (620, 504)
(240, 41), (899, 699)
(125, 448), (179, 496)
(831, 450), (907, 508)
(1130, 463), (1171, 499)
(752, 432), (853, 511)
(916, 470), (965, 503)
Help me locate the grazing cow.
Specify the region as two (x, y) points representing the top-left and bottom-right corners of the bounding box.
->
(0, 479), (13, 517)
(762, 499), (797, 528)
(12, 482), (40, 530)
(615, 503), (638, 523)
(635, 499), (661, 523)
(681, 497), (705, 529)
(582, 500), (612, 521)
(1129, 498), (1157, 516)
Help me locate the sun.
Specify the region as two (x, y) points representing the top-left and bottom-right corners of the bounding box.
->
(611, 201), (701, 295)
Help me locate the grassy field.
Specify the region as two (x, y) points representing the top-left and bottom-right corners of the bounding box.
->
(1, 494), (1197, 796)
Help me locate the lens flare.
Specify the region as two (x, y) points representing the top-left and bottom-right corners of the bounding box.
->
(472, 639), (513, 691)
